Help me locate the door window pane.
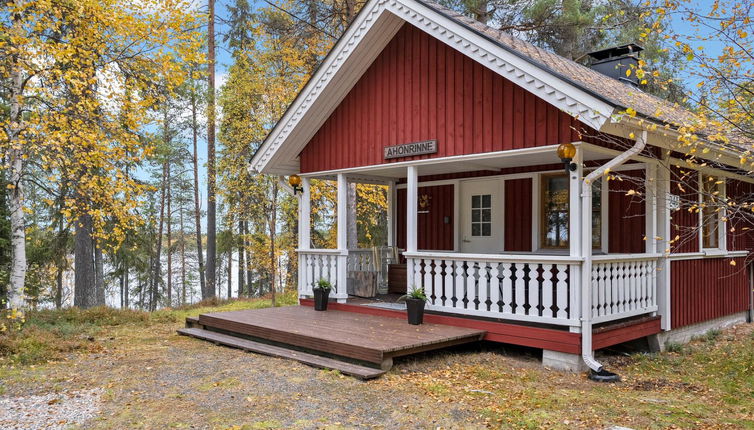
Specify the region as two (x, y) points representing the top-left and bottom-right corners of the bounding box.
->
(471, 194), (492, 237)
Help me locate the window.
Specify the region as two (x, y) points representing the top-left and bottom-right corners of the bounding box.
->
(540, 174), (602, 249)
(701, 175), (722, 249)
(592, 179), (603, 249)
(471, 194), (492, 237)
(541, 175), (570, 248)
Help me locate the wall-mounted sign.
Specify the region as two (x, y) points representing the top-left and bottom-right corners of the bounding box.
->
(667, 193), (680, 210)
(418, 194), (432, 214)
(384, 140), (437, 159)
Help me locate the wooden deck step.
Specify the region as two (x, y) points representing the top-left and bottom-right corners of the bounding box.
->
(177, 327), (386, 380)
(198, 306), (485, 366)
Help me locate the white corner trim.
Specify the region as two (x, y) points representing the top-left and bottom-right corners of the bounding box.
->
(250, 0), (617, 175)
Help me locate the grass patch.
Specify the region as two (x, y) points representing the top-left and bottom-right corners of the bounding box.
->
(0, 291), (298, 366)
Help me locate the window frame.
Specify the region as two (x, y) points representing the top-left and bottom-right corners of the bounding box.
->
(539, 173), (571, 249)
(537, 172), (606, 252)
(700, 172), (726, 251)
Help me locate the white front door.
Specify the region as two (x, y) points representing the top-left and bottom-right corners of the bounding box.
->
(460, 179), (503, 254)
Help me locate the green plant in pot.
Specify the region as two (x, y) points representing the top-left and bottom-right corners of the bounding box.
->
(399, 287), (428, 325)
(313, 279), (333, 311)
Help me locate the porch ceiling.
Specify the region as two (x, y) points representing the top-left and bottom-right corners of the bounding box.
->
(304, 144), (615, 181)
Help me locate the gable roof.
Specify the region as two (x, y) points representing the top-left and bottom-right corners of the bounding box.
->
(250, 0), (699, 175)
(425, 0), (695, 128)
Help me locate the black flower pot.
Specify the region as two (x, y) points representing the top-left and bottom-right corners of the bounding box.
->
(406, 298), (426, 325)
(313, 287), (330, 311)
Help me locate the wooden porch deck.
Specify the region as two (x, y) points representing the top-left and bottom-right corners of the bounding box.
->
(178, 306), (485, 379)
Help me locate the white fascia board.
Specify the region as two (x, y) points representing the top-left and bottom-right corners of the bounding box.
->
(251, 0), (617, 175)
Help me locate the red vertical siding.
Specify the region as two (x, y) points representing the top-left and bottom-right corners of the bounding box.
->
(670, 257), (749, 328)
(300, 23), (580, 173)
(396, 185), (455, 251)
(504, 178), (533, 252)
(670, 165), (700, 253)
(608, 170), (646, 253)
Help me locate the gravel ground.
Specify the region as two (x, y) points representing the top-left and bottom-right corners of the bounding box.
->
(0, 388), (103, 430)
(0, 322), (485, 429)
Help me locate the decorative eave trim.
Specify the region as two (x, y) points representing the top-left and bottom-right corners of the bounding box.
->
(250, 0), (616, 175)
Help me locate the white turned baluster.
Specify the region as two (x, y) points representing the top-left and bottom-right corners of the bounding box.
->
(443, 260), (453, 307)
(639, 261), (645, 308)
(541, 264), (553, 318)
(647, 260), (657, 306)
(596, 263), (604, 317)
(624, 261), (631, 311)
(502, 263), (513, 314)
(556, 264), (568, 319)
(413, 258), (423, 292)
(432, 259), (443, 306)
(424, 259), (434, 303)
(606, 262), (614, 316)
(478, 262), (489, 312)
(455, 260), (465, 309)
(489, 263), (501, 313)
(464, 263), (472, 310)
(616, 263), (624, 314)
(528, 264), (540, 316)
(514, 263), (526, 315)
(325, 255), (334, 292)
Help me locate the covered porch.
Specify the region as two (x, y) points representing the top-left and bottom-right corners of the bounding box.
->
(296, 142), (665, 331)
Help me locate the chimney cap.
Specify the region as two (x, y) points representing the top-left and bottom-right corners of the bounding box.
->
(587, 44), (644, 62)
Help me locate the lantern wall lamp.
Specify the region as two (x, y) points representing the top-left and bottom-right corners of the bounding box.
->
(557, 143), (578, 173)
(288, 174), (303, 195)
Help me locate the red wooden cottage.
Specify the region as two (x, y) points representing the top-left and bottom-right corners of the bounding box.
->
(250, 0), (753, 373)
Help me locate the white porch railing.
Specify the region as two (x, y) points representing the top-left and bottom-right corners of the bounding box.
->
(298, 249), (347, 298)
(347, 247), (396, 289)
(404, 252), (582, 326)
(590, 254), (660, 324)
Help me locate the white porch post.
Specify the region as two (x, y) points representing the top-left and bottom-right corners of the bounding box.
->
(645, 163), (658, 254)
(406, 166), (418, 293)
(656, 154), (672, 330)
(569, 148), (583, 329)
(298, 177), (311, 298)
(387, 180), (396, 249)
(336, 173), (349, 302)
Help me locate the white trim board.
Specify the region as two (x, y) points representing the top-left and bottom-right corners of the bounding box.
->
(250, 0), (617, 175)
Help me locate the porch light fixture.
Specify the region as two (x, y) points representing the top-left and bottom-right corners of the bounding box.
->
(557, 142), (578, 173)
(288, 174), (303, 195)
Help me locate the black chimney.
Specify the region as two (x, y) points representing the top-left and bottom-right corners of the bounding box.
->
(586, 44), (644, 87)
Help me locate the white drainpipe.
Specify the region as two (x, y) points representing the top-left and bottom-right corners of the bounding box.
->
(580, 130), (648, 372)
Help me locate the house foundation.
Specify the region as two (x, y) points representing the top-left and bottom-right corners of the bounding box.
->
(647, 312), (749, 352)
(542, 350), (587, 372)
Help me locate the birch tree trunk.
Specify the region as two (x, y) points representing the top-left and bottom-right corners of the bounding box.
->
(7, 5), (26, 310)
